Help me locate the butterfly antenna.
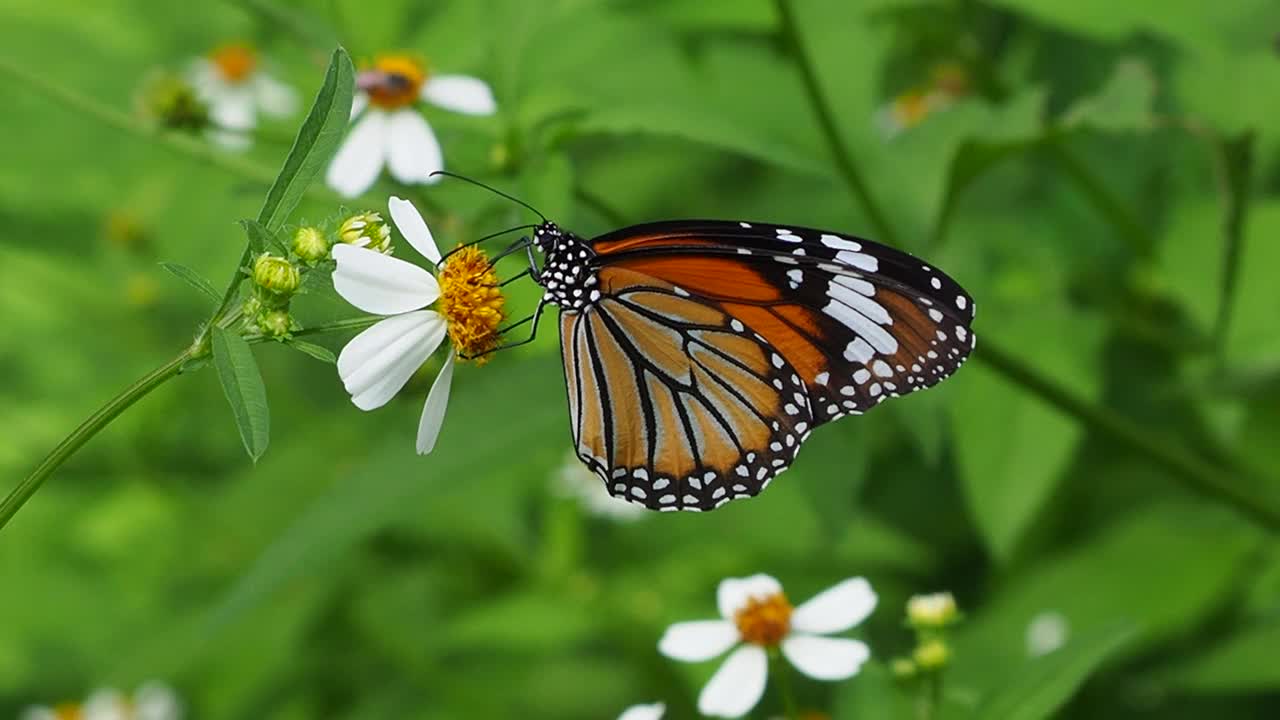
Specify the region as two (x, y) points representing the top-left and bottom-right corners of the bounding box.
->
(429, 171), (547, 222)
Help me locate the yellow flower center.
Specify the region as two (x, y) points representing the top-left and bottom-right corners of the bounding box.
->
(51, 703), (83, 720)
(210, 43), (257, 83)
(734, 592), (793, 646)
(892, 90), (933, 128)
(365, 55), (428, 110)
(438, 245), (505, 364)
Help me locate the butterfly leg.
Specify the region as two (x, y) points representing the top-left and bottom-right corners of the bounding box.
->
(460, 299), (547, 360)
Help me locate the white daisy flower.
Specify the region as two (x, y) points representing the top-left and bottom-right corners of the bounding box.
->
(553, 451), (647, 521)
(21, 683), (181, 720)
(189, 43), (298, 149)
(332, 197), (505, 453)
(617, 702), (665, 720)
(659, 574), (876, 718)
(326, 54), (497, 198)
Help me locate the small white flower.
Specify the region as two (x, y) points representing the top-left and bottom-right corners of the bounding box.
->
(21, 683), (181, 720)
(189, 43), (297, 149)
(1026, 611), (1070, 657)
(553, 451), (647, 521)
(326, 54), (497, 198)
(617, 702), (665, 720)
(333, 197), (504, 453)
(659, 574), (876, 718)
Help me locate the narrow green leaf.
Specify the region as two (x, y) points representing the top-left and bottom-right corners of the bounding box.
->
(287, 338), (337, 364)
(1213, 131), (1255, 347)
(256, 47), (355, 232)
(158, 261), (220, 302)
(239, 219), (287, 256)
(211, 327), (271, 462)
(1062, 58), (1157, 133)
(970, 624), (1136, 720)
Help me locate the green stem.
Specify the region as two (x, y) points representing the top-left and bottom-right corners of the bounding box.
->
(772, 651), (800, 720)
(1, 350), (193, 532)
(772, 0), (899, 247)
(976, 340), (1280, 528)
(770, 0), (1280, 532)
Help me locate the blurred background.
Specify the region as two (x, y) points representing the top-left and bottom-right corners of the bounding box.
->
(3, 0), (1280, 717)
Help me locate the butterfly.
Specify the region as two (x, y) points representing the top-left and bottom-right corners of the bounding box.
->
(440, 176), (976, 512)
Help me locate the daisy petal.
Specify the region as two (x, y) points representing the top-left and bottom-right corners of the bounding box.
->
(697, 645), (767, 719)
(790, 577), (878, 635)
(388, 196), (442, 265)
(210, 85), (257, 133)
(82, 689), (129, 720)
(350, 92), (369, 119)
(657, 620), (739, 662)
(332, 243), (439, 314)
(19, 708), (56, 720)
(254, 73), (298, 117)
(338, 311), (446, 410)
(206, 127), (252, 151)
(617, 702), (665, 720)
(326, 109), (388, 198)
(385, 110), (444, 185)
(781, 634), (870, 681)
(133, 682), (181, 720)
(421, 74), (497, 115)
(717, 574), (783, 620)
(416, 350), (455, 454)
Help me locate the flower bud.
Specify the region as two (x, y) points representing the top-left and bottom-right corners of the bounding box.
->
(338, 211), (392, 254)
(257, 309), (292, 338)
(890, 657), (918, 680)
(252, 253), (300, 296)
(912, 638), (950, 671)
(135, 69), (209, 132)
(907, 592), (959, 630)
(292, 226), (330, 263)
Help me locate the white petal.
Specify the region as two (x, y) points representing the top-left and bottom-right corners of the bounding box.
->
(332, 244), (440, 314)
(781, 634), (870, 681)
(657, 620), (739, 662)
(206, 127), (252, 151)
(326, 109), (388, 198)
(253, 73), (298, 117)
(350, 92), (369, 119)
(134, 682), (182, 720)
(82, 689), (128, 720)
(187, 59), (220, 92)
(385, 110), (444, 185)
(416, 350), (455, 454)
(617, 702), (665, 720)
(209, 86), (257, 132)
(338, 311), (446, 410)
(388, 196), (442, 265)
(790, 577), (878, 635)
(697, 645), (768, 718)
(421, 74), (497, 115)
(717, 574), (783, 620)
(19, 708), (56, 720)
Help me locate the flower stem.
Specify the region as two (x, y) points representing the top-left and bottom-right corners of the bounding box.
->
(770, 0), (1280, 532)
(0, 350), (193, 532)
(771, 651), (801, 720)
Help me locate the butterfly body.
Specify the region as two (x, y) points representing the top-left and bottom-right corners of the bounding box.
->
(525, 218), (975, 512)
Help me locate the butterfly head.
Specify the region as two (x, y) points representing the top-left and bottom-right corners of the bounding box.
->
(532, 222), (599, 311)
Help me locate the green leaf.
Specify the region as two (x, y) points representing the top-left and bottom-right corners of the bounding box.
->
(255, 47), (355, 232)
(970, 624), (1136, 720)
(158, 261), (220, 302)
(933, 137), (1041, 247)
(286, 338), (336, 364)
(211, 327), (270, 462)
(1212, 131), (1255, 346)
(1224, 202), (1280, 369)
(238, 219), (286, 256)
(1062, 59), (1157, 133)
(1155, 618), (1280, 693)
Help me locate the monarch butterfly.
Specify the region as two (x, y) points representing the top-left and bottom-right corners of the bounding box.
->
(441, 175), (976, 512)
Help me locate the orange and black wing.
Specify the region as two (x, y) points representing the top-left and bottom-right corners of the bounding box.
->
(589, 220), (975, 426)
(559, 276), (813, 511)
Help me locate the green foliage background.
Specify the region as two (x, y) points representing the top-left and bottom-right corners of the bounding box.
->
(3, 0), (1280, 717)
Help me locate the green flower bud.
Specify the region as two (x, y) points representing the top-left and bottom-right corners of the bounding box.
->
(135, 69), (209, 132)
(907, 592), (959, 630)
(292, 226), (330, 263)
(913, 638), (950, 671)
(241, 294), (264, 319)
(257, 309), (292, 338)
(338, 211), (392, 254)
(889, 657), (917, 680)
(252, 253), (300, 296)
